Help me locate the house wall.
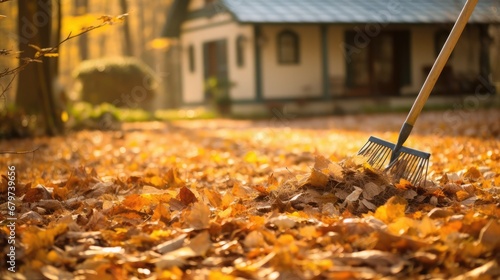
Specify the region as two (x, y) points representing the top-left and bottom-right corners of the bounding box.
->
(325, 24), (482, 96)
(259, 25), (323, 99)
(408, 25), (480, 94)
(178, 13), (489, 109)
(327, 25), (347, 96)
(180, 14), (255, 103)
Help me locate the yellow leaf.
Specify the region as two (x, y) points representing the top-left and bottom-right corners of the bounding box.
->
(456, 190), (470, 201)
(395, 178), (413, 189)
(328, 162), (344, 179)
(209, 271), (235, 280)
(148, 38), (171, 50)
(231, 181), (251, 198)
(152, 202), (171, 222)
(22, 224), (68, 255)
(204, 188), (222, 207)
(43, 52), (59, 58)
(148, 175), (163, 187)
(387, 217), (415, 235)
(221, 191), (235, 208)
(298, 225), (318, 239)
(374, 196), (407, 223)
(305, 168), (329, 188)
(244, 151), (258, 163)
(165, 168), (185, 189)
(464, 166), (482, 180)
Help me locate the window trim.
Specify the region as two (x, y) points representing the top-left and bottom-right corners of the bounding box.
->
(277, 30), (300, 64)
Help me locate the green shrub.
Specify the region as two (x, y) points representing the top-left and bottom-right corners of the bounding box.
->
(73, 57), (157, 110)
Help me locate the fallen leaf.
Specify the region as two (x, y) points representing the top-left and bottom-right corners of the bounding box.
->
(362, 182), (385, 200)
(305, 168), (329, 188)
(178, 186), (198, 205)
(478, 220), (500, 250)
(374, 196), (407, 224)
(184, 201), (211, 229)
(464, 166), (482, 180)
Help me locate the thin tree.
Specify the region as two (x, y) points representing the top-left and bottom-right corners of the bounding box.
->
(119, 0), (133, 56)
(75, 0), (89, 60)
(16, 0), (63, 136)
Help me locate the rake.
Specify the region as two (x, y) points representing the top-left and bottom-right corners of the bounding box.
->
(358, 0), (478, 185)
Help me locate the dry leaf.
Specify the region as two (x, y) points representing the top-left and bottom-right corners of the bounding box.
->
(374, 196), (407, 223)
(305, 168), (329, 188)
(185, 201), (211, 229)
(362, 182), (385, 200)
(178, 186), (198, 205)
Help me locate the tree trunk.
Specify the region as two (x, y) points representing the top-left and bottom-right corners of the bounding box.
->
(16, 0), (63, 136)
(119, 0), (133, 56)
(75, 0), (89, 60)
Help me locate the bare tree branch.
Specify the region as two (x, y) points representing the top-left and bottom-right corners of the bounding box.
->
(0, 146), (40, 155)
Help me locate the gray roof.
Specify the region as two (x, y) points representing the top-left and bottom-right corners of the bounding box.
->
(221, 0), (500, 24)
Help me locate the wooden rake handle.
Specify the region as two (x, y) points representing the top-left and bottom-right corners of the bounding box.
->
(405, 0), (478, 125)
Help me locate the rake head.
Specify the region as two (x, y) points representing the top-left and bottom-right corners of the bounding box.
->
(358, 136), (430, 186)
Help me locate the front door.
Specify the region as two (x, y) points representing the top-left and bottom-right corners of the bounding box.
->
(203, 39), (228, 101)
(345, 30), (410, 96)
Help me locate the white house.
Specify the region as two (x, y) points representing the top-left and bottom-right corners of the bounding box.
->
(163, 0), (500, 114)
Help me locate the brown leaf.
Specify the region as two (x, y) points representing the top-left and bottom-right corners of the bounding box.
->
(362, 182), (385, 200)
(314, 154), (332, 170)
(152, 202), (171, 223)
(204, 188), (222, 207)
(478, 219), (500, 250)
(184, 201), (211, 229)
(464, 166), (482, 180)
(178, 186), (198, 205)
(23, 185), (52, 202)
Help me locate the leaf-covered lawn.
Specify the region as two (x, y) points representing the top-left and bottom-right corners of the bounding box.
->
(1, 109), (499, 279)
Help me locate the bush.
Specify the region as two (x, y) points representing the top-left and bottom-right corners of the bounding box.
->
(73, 57), (157, 110)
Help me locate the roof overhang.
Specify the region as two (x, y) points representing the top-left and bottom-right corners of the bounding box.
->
(162, 0), (500, 38)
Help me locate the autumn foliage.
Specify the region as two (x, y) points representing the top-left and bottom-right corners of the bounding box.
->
(0, 110), (499, 279)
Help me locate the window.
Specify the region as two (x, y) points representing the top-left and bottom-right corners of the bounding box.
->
(435, 30), (452, 58)
(277, 30), (299, 64)
(188, 45), (195, 73)
(236, 35), (245, 67)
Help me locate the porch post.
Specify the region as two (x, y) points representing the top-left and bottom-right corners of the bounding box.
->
(321, 25), (330, 99)
(254, 25), (263, 101)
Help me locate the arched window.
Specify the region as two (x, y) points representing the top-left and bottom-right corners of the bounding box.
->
(277, 30), (299, 64)
(236, 35), (245, 67)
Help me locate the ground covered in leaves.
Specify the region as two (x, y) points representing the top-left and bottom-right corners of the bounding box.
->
(1, 109), (500, 279)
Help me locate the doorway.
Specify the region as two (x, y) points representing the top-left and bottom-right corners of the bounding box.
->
(345, 30), (410, 96)
(203, 39), (228, 101)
